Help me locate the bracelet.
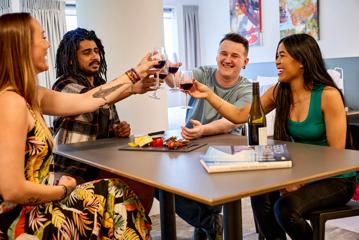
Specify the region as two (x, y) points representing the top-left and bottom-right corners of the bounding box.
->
(125, 68), (141, 83)
(59, 185), (67, 200)
(59, 184), (74, 201)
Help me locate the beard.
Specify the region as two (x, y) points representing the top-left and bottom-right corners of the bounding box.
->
(80, 68), (99, 77)
(79, 61), (101, 77)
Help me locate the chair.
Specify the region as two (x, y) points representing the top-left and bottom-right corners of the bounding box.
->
(305, 200), (359, 240)
(255, 121), (359, 240)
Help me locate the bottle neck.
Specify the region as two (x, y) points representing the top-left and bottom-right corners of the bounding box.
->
(252, 82), (260, 97)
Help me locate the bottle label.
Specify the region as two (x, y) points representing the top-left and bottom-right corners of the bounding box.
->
(258, 127), (267, 145)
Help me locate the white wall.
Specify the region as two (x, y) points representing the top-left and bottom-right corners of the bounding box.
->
(197, 0), (230, 65)
(76, 0), (168, 135)
(163, 0), (200, 65)
(191, 0), (359, 64)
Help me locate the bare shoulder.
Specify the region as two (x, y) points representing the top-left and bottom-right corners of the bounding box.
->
(322, 86), (345, 111)
(0, 91), (27, 109)
(0, 91), (28, 121)
(322, 86), (343, 102)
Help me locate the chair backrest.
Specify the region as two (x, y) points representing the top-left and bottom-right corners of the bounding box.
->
(349, 123), (359, 150)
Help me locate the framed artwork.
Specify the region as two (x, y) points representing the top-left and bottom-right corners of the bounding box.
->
(279, 0), (319, 40)
(230, 0), (262, 46)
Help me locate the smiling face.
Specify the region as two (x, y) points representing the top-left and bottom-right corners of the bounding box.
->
(76, 40), (101, 76)
(30, 18), (50, 73)
(275, 42), (303, 83)
(216, 40), (248, 81)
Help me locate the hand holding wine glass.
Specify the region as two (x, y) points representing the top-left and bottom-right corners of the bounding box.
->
(186, 80), (212, 99)
(149, 47), (167, 99)
(168, 53), (181, 91)
(179, 71), (194, 109)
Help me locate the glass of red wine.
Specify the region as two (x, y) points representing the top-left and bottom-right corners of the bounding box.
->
(168, 53), (180, 91)
(180, 71), (194, 109)
(149, 47), (167, 100)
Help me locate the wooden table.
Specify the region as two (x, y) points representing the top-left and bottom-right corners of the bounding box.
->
(54, 133), (359, 240)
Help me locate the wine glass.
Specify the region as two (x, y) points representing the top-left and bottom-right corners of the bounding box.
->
(179, 71), (194, 109)
(168, 53), (180, 91)
(149, 47), (167, 100)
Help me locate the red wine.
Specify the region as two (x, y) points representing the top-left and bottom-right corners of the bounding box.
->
(168, 67), (179, 74)
(153, 60), (166, 69)
(159, 73), (168, 79)
(180, 83), (193, 91)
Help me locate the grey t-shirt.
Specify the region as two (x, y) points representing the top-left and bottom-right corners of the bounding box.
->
(185, 66), (252, 134)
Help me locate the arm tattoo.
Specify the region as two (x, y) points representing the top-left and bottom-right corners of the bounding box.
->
(92, 83), (127, 101)
(25, 197), (42, 205)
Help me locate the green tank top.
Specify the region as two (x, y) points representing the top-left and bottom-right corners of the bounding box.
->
(288, 85), (355, 178)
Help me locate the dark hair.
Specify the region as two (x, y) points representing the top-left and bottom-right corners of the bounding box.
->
(273, 33), (345, 141)
(55, 28), (107, 80)
(220, 33), (249, 55)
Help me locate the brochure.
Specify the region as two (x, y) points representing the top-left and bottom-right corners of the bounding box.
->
(200, 144), (292, 173)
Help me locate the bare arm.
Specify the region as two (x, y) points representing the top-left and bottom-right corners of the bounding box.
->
(189, 80), (276, 124)
(0, 92), (66, 204)
(40, 57), (157, 116)
(181, 118), (240, 140)
(322, 86), (347, 149)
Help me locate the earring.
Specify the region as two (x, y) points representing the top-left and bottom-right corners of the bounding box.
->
(242, 65), (246, 69)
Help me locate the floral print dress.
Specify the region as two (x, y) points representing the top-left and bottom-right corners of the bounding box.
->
(0, 109), (151, 239)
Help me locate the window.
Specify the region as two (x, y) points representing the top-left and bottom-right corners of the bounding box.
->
(163, 7), (179, 63)
(65, 0), (77, 30)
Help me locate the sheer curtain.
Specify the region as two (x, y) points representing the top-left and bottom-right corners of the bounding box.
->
(0, 0), (11, 15)
(183, 5), (201, 70)
(21, 0), (66, 126)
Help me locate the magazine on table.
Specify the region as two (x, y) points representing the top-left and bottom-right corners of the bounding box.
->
(200, 144), (292, 173)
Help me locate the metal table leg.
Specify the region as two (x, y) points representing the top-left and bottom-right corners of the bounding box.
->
(158, 190), (177, 240)
(223, 199), (242, 240)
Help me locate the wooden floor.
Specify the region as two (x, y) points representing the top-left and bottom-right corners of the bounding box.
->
(150, 197), (359, 240)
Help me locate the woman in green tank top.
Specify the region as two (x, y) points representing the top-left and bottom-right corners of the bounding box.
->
(188, 34), (356, 240)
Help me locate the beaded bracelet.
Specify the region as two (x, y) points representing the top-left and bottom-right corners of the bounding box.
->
(125, 68), (141, 83)
(59, 185), (67, 200)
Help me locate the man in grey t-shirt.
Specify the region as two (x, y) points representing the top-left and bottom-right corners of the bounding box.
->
(166, 33), (252, 240)
(184, 65), (252, 138)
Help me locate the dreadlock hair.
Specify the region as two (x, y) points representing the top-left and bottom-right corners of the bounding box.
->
(273, 33), (345, 141)
(55, 28), (107, 81)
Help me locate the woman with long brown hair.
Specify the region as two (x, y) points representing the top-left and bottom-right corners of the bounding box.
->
(0, 12), (156, 239)
(188, 33), (356, 239)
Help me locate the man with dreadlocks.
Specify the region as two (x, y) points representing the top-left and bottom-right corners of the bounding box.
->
(52, 28), (155, 213)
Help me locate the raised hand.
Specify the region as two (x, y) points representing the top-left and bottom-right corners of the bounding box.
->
(133, 76), (157, 94)
(181, 119), (204, 140)
(188, 80), (212, 99)
(135, 52), (159, 79)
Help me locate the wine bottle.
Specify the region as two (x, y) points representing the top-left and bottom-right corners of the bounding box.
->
(248, 82), (267, 145)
